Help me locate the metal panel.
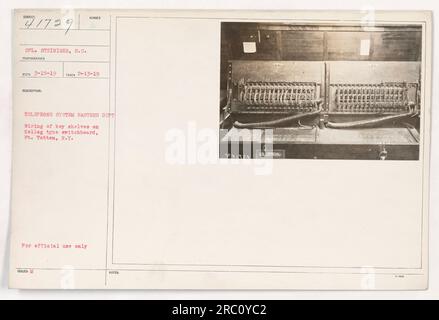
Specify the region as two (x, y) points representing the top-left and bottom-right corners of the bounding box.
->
(230, 60), (324, 83)
(329, 61), (420, 84)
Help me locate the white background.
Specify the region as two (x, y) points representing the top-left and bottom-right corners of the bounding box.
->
(0, 0), (437, 299)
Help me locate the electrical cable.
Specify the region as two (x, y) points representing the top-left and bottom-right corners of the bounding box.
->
(233, 101), (322, 129)
(325, 110), (415, 129)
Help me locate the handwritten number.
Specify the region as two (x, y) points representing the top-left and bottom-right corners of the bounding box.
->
(65, 19), (73, 34)
(44, 18), (51, 29)
(24, 17), (35, 29)
(23, 16), (73, 35)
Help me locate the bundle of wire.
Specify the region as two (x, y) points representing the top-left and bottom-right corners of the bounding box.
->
(325, 110), (417, 129)
(233, 101), (322, 129)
